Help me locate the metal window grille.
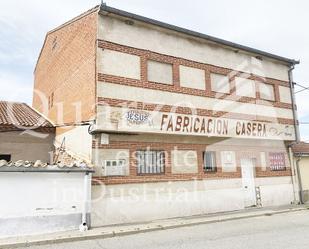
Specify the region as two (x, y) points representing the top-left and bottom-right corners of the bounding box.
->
(203, 151), (217, 172)
(269, 152), (286, 171)
(136, 150), (165, 174)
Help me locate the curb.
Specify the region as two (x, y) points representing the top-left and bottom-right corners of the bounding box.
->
(1, 207), (307, 249)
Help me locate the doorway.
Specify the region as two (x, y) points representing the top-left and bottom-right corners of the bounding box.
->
(241, 158), (257, 207)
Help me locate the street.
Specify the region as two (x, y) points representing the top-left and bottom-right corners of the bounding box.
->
(27, 210), (309, 249)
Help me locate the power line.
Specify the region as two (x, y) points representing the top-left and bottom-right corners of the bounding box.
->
(294, 82), (309, 94)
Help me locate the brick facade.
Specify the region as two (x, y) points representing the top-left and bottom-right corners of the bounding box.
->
(92, 139), (292, 185)
(33, 7), (99, 125)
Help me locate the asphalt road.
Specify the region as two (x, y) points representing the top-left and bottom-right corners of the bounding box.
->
(28, 210), (309, 249)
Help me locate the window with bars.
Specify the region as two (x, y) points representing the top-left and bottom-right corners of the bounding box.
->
(269, 152), (286, 171)
(136, 150), (165, 174)
(203, 151), (217, 172)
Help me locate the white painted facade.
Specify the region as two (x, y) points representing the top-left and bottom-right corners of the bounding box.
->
(0, 171), (91, 238)
(92, 176), (294, 227)
(98, 15), (290, 81)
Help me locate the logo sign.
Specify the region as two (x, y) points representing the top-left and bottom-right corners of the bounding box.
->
(125, 110), (151, 125)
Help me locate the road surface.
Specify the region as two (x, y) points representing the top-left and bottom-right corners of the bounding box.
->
(28, 210), (309, 249)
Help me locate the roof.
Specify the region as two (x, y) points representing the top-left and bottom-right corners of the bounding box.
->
(292, 142), (309, 155)
(0, 101), (54, 132)
(99, 4), (299, 65)
(0, 159), (94, 173)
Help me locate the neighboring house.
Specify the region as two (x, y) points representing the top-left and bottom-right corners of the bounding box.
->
(292, 142), (309, 203)
(0, 101), (93, 237)
(0, 101), (55, 162)
(33, 4), (300, 226)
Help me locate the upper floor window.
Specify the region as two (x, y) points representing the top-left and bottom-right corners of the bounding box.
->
(259, 82), (275, 101)
(235, 77), (256, 98)
(147, 60), (173, 85)
(211, 73), (230, 94)
(136, 150), (165, 174)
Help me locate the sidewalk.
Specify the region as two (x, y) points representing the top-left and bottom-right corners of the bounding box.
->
(1, 205), (308, 249)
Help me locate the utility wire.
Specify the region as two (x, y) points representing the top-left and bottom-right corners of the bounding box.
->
(294, 82), (309, 94)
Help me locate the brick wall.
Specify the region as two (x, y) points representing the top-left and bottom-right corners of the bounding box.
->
(97, 40), (293, 110)
(33, 7), (98, 125)
(92, 138), (292, 185)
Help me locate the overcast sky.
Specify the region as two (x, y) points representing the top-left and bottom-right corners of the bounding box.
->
(0, 0), (308, 140)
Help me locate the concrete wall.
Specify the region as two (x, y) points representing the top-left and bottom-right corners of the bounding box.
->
(279, 86), (292, 104)
(0, 131), (54, 162)
(148, 60), (173, 84)
(91, 176), (294, 227)
(92, 179), (244, 226)
(259, 82), (275, 101)
(210, 73), (230, 93)
(98, 15), (290, 81)
(179, 65), (205, 90)
(235, 77), (256, 98)
(299, 157), (309, 202)
(98, 49), (141, 79)
(255, 176), (294, 206)
(55, 126), (93, 162)
(0, 172), (90, 238)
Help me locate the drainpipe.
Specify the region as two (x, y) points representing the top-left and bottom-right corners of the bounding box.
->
(288, 64), (300, 142)
(79, 171), (91, 231)
(296, 156), (304, 204)
(287, 63), (303, 204)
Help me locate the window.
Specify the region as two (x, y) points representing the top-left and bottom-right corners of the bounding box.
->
(269, 152), (286, 171)
(0, 154), (11, 161)
(211, 73), (230, 94)
(104, 159), (126, 176)
(136, 150), (165, 174)
(147, 60), (173, 84)
(259, 82), (275, 101)
(203, 151), (217, 172)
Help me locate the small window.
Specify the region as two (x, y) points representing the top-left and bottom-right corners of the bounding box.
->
(0, 154), (11, 162)
(136, 150), (165, 174)
(269, 152), (286, 171)
(203, 151), (217, 172)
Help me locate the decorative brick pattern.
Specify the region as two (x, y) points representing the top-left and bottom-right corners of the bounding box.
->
(97, 40), (293, 110)
(97, 97), (294, 125)
(92, 140), (292, 185)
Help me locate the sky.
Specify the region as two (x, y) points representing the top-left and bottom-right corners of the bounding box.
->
(0, 0), (308, 140)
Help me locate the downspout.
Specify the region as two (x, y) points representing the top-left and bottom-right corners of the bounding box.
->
(296, 156), (304, 204)
(79, 171), (91, 231)
(288, 63), (303, 204)
(288, 64), (300, 142)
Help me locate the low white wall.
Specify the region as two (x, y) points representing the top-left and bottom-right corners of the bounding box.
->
(256, 176), (294, 207)
(0, 172), (90, 238)
(92, 179), (244, 227)
(92, 176), (295, 227)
